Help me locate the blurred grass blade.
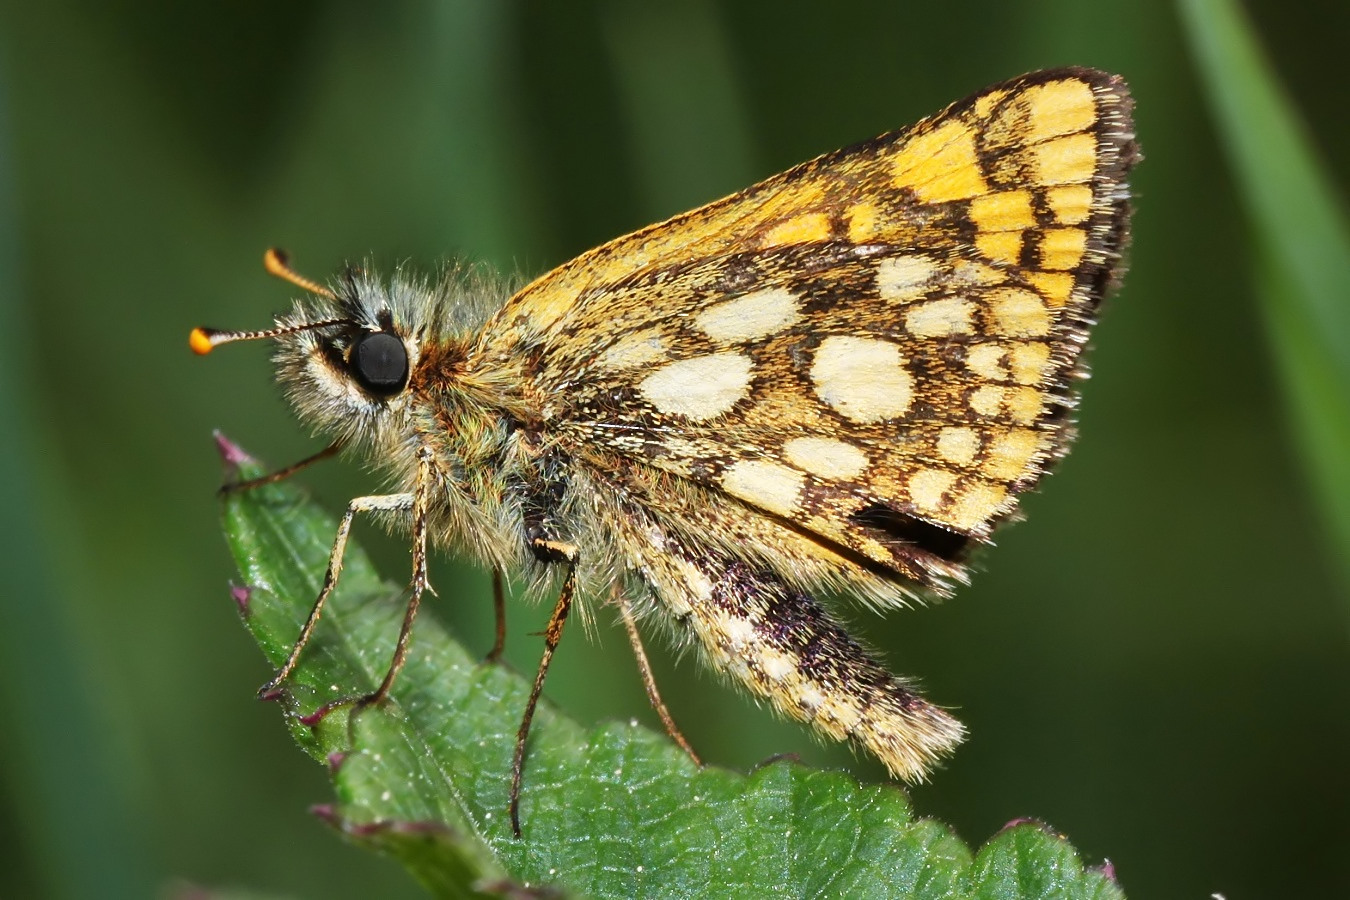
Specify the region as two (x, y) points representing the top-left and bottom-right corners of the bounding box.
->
(0, 64), (153, 900)
(221, 445), (1123, 899)
(1180, 0), (1350, 599)
(601, 0), (756, 216)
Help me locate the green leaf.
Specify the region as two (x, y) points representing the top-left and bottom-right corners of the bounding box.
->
(218, 441), (1124, 899)
(1180, 0), (1350, 600)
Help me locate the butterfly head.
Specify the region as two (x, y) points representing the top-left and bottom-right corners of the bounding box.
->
(190, 249), (426, 448)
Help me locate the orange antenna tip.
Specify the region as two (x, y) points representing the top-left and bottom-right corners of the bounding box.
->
(189, 327), (219, 355)
(262, 246), (291, 275)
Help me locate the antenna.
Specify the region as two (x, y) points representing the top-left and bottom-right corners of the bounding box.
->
(263, 247), (337, 300)
(189, 249), (352, 355)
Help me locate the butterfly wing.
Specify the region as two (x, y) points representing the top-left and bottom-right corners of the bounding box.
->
(477, 68), (1137, 595)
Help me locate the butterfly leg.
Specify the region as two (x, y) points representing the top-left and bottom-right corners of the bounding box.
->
(615, 590), (702, 766)
(257, 490), (415, 699)
(510, 539), (578, 838)
(360, 446), (438, 708)
(219, 438), (342, 495)
(484, 569), (507, 664)
(262, 447), (433, 707)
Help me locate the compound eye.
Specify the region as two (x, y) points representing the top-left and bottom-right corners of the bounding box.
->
(351, 331), (408, 396)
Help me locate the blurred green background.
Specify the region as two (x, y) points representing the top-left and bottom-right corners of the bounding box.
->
(1, 0), (1347, 897)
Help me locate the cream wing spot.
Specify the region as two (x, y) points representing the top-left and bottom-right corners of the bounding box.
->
(969, 384), (1005, 417)
(783, 437), (869, 479)
(904, 297), (975, 337)
(1006, 386), (1044, 424)
(757, 647), (797, 682)
(1008, 342), (1052, 384)
(639, 351), (753, 421)
(965, 344), (1008, 380)
(811, 335), (914, 423)
(951, 259), (1008, 287)
(722, 459), (805, 517)
(909, 468), (958, 516)
(719, 613), (757, 649)
(877, 255), (940, 303)
(695, 287), (801, 343)
(949, 482), (1009, 531)
(984, 428), (1042, 480)
(797, 683), (827, 715)
(936, 427), (981, 467)
(598, 329), (668, 371)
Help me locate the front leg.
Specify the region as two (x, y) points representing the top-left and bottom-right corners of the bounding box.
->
(258, 490), (415, 699)
(261, 446), (435, 705)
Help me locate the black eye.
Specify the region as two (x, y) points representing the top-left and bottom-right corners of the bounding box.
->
(351, 331), (408, 396)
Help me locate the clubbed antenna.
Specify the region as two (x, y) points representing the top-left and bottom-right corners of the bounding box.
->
(189, 248), (353, 355)
(263, 247), (337, 300)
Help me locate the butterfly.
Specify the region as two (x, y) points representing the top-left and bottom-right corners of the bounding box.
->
(192, 67), (1137, 836)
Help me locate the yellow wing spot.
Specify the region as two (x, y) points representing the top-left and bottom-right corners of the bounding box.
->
(1047, 184), (1093, 225)
(976, 231), (1023, 266)
(877, 255), (941, 303)
(639, 351), (753, 421)
(1033, 132), (1098, 186)
(904, 297), (974, 338)
(969, 384), (1005, 417)
(761, 212), (832, 247)
(990, 287), (1052, 337)
(1008, 342), (1052, 385)
(811, 336), (914, 423)
(1025, 271), (1075, 308)
(1025, 78), (1098, 142)
(909, 468), (958, 516)
(1039, 227), (1087, 270)
(965, 343), (1008, 380)
(695, 287), (801, 343)
(597, 328), (668, 371)
(1006, 386), (1044, 424)
(783, 436), (869, 480)
(891, 120), (989, 203)
(936, 426), (982, 467)
(983, 427), (1043, 480)
(948, 482), (1009, 531)
(722, 459), (805, 517)
(969, 190), (1036, 232)
(846, 201), (882, 242)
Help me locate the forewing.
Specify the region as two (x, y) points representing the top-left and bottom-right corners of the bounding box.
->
(477, 69), (1137, 590)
